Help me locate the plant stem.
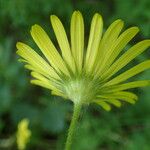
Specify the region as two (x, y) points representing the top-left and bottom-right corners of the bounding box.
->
(65, 102), (82, 150)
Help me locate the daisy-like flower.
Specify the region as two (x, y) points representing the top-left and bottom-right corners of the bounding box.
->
(16, 11), (150, 150)
(16, 118), (31, 150)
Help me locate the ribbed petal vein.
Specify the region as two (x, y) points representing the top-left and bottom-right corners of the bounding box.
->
(50, 15), (76, 73)
(85, 13), (103, 73)
(31, 24), (69, 76)
(71, 11), (84, 73)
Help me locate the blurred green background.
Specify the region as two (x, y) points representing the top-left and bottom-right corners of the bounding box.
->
(0, 0), (150, 150)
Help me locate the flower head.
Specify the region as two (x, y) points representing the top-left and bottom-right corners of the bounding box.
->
(16, 11), (150, 111)
(16, 118), (31, 150)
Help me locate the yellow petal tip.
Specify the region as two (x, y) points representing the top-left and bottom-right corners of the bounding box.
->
(94, 13), (102, 18)
(131, 26), (140, 32)
(105, 107), (111, 111)
(113, 19), (124, 29)
(50, 14), (57, 21)
(16, 42), (22, 49)
(74, 10), (82, 16)
(31, 24), (40, 33)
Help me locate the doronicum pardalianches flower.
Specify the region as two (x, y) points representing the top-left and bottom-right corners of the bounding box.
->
(16, 118), (31, 150)
(16, 11), (150, 150)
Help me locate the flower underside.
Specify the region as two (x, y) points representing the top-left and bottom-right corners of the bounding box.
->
(16, 11), (150, 111)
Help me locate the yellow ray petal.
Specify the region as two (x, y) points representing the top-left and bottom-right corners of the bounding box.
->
(104, 60), (150, 86)
(105, 99), (122, 107)
(113, 91), (138, 104)
(31, 72), (61, 92)
(30, 24), (69, 76)
(50, 15), (76, 73)
(51, 90), (67, 99)
(24, 64), (35, 70)
(31, 80), (60, 92)
(31, 72), (53, 85)
(85, 13), (103, 73)
(71, 11), (84, 73)
(99, 91), (137, 104)
(31, 79), (53, 90)
(101, 40), (150, 80)
(95, 101), (111, 111)
(18, 58), (28, 63)
(94, 19), (124, 74)
(102, 80), (150, 92)
(96, 26), (139, 77)
(16, 42), (60, 80)
(24, 64), (58, 84)
(114, 91), (138, 100)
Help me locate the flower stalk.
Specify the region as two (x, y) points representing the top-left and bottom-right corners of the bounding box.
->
(65, 102), (82, 150)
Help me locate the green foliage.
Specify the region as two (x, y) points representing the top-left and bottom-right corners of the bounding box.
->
(114, 0), (150, 37)
(0, 0), (150, 149)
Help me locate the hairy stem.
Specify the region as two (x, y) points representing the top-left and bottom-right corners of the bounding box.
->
(65, 102), (82, 150)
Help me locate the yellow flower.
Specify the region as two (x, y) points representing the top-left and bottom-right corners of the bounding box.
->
(16, 11), (150, 111)
(16, 118), (31, 150)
